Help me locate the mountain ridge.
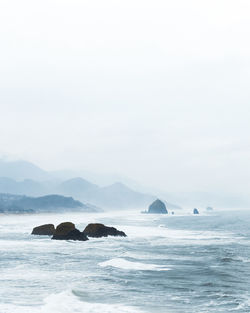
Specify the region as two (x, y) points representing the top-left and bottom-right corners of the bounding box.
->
(0, 193), (100, 213)
(0, 159), (181, 210)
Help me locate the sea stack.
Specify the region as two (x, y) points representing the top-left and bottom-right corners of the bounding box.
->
(193, 208), (199, 214)
(147, 199), (168, 214)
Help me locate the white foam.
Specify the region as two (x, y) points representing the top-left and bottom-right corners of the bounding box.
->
(237, 256), (250, 263)
(158, 224), (165, 228)
(0, 290), (143, 313)
(99, 258), (170, 271)
(116, 224), (238, 246)
(0, 210), (238, 247)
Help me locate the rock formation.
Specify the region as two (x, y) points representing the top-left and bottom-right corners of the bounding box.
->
(32, 222), (127, 241)
(31, 224), (55, 236)
(147, 199), (168, 214)
(193, 208), (199, 214)
(52, 222), (88, 241)
(83, 223), (127, 238)
(206, 206), (213, 211)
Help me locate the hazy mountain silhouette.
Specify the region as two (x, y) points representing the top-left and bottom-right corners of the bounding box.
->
(0, 176), (160, 209)
(0, 177), (47, 196)
(0, 193), (100, 213)
(90, 182), (155, 209)
(0, 159), (50, 181)
(56, 177), (99, 199)
(0, 159), (182, 210)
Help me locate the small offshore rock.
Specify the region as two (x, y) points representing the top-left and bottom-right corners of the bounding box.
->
(32, 224), (55, 236)
(83, 223), (127, 238)
(206, 206), (213, 211)
(193, 208), (199, 214)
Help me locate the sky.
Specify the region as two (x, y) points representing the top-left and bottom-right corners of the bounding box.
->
(0, 0), (250, 193)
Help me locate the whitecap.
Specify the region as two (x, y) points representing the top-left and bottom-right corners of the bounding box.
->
(99, 258), (170, 271)
(0, 290), (144, 313)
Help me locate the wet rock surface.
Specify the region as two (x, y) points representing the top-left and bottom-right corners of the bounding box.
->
(31, 224), (55, 236)
(52, 222), (88, 241)
(83, 223), (127, 238)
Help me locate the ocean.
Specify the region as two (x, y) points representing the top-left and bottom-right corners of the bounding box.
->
(0, 209), (250, 313)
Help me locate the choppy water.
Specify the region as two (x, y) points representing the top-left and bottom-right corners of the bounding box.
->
(0, 209), (250, 313)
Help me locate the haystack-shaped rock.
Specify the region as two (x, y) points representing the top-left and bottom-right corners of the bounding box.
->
(52, 222), (88, 241)
(83, 223), (126, 238)
(148, 199), (168, 214)
(32, 224), (55, 236)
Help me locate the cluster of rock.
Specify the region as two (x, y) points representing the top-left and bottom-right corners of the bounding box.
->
(31, 222), (126, 241)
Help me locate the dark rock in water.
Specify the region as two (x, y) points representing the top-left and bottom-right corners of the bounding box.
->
(52, 222), (88, 241)
(54, 222), (75, 235)
(148, 199), (168, 214)
(32, 224), (55, 236)
(60, 229), (88, 241)
(193, 208), (199, 214)
(83, 223), (127, 238)
(206, 206), (213, 211)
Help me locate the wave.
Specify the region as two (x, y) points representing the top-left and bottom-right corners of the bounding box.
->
(99, 258), (171, 271)
(119, 224), (237, 244)
(0, 290), (143, 313)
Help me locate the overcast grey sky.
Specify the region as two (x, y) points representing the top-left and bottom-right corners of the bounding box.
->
(0, 0), (250, 193)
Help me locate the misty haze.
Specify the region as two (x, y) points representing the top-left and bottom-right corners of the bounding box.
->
(0, 1), (250, 313)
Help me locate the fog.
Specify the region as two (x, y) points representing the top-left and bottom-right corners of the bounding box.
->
(0, 0), (250, 194)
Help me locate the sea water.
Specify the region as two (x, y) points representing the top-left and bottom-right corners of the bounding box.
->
(0, 209), (250, 313)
